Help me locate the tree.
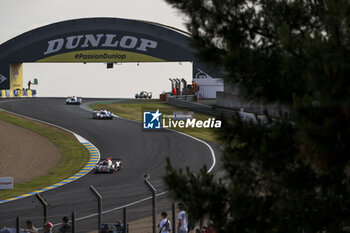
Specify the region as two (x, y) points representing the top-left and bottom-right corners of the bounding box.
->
(163, 0), (350, 232)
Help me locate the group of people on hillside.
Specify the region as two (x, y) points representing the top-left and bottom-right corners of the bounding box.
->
(23, 216), (71, 233)
(158, 202), (216, 233)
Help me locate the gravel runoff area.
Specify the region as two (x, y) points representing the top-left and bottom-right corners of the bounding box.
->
(0, 119), (61, 184)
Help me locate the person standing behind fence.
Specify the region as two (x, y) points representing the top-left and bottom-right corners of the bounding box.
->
(43, 221), (53, 233)
(177, 203), (188, 233)
(24, 220), (38, 233)
(158, 211), (171, 233)
(59, 216), (72, 233)
(115, 219), (124, 233)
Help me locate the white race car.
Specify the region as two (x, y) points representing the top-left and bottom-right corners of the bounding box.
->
(92, 110), (114, 119)
(94, 158), (122, 173)
(66, 96), (82, 105)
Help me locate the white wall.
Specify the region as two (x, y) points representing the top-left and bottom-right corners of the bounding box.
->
(23, 62), (192, 98)
(198, 85), (224, 99)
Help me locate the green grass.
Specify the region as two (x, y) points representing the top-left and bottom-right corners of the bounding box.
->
(0, 111), (90, 200)
(91, 101), (220, 143)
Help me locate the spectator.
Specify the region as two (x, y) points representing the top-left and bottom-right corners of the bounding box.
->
(158, 211), (171, 233)
(27, 80), (32, 90)
(192, 81), (198, 94)
(59, 216), (71, 233)
(24, 220), (38, 233)
(43, 221), (53, 233)
(177, 203), (188, 233)
(115, 220), (123, 233)
(101, 224), (114, 233)
(203, 221), (216, 233)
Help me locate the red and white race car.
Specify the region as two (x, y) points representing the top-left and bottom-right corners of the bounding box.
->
(94, 157), (122, 173)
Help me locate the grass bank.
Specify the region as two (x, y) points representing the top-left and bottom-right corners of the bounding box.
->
(90, 100), (219, 143)
(0, 110), (90, 200)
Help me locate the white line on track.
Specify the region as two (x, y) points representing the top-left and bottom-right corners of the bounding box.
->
(0, 99), (217, 227)
(81, 101), (217, 173)
(108, 114), (217, 173)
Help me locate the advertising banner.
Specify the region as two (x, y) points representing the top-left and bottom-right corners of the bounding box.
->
(0, 177), (14, 189)
(0, 18), (224, 96)
(10, 63), (23, 90)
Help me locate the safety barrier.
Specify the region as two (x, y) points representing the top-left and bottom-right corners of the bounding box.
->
(168, 96), (217, 116)
(0, 89), (36, 98)
(216, 91), (295, 119)
(169, 94), (198, 101)
(168, 95), (269, 120)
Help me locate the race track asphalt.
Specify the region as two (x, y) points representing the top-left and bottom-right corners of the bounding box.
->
(0, 98), (220, 232)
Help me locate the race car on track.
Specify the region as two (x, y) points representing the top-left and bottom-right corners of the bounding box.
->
(94, 158), (122, 173)
(92, 110), (114, 119)
(135, 91), (152, 99)
(66, 96), (82, 105)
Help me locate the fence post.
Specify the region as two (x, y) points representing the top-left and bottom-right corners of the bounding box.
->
(144, 175), (157, 233)
(71, 211), (76, 233)
(36, 193), (48, 224)
(90, 185), (103, 233)
(16, 216), (20, 233)
(172, 203), (176, 233)
(123, 207), (127, 233)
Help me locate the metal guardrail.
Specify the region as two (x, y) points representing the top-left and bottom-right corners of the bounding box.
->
(168, 95), (198, 101)
(168, 96), (295, 120)
(168, 96), (221, 117)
